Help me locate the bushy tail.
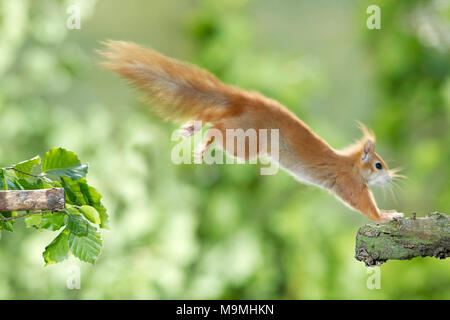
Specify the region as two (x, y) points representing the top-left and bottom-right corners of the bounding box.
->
(99, 41), (243, 123)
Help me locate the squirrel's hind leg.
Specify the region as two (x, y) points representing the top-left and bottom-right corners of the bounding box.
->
(193, 123), (226, 163)
(194, 134), (215, 164)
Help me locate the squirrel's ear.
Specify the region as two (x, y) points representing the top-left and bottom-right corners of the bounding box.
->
(356, 121), (375, 162)
(361, 139), (374, 162)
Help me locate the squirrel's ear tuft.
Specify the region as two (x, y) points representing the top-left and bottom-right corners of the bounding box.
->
(356, 121), (375, 162)
(356, 121), (375, 140)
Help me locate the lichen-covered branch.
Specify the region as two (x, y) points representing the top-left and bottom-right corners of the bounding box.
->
(0, 188), (65, 212)
(355, 212), (449, 266)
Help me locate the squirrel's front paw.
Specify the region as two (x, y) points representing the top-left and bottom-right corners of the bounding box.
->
(380, 210), (404, 222)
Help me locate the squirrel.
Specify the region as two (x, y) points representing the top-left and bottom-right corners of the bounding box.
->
(99, 40), (404, 222)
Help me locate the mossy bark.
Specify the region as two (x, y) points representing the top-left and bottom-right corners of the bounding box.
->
(355, 212), (449, 266)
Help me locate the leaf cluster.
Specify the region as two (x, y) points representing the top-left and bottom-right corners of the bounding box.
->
(0, 148), (108, 265)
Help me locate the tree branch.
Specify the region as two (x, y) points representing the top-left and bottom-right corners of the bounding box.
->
(0, 188), (65, 212)
(355, 212), (449, 266)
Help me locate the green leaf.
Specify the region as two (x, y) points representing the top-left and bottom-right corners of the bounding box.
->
(60, 176), (88, 206)
(42, 148), (88, 180)
(6, 177), (22, 190)
(0, 170), (5, 190)
(0, 169), (20, 190)
(79, 205), (101, 225)
(68, 224), (102, 264)
(16, 178), (40, 190)
(0, 213), (14, 232)
(36, 178), (58, 189)
(43, 228), (70, 266)
(25, 214), (43, 228)
(13, 156), (41, 179)
(40, 212), (66, 231)
(65, 206), (81, 215)
(66, 214), (89, 236)
(61, 177), (109, 229)
(79, 183), (109, 229)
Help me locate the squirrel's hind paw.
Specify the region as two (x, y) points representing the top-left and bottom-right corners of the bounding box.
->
(179, 122), (201, 138)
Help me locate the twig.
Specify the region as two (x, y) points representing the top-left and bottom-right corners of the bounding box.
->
(0, 209), (67, 222)
(2, 167), (53, 183)
(3, 167), (44, 179)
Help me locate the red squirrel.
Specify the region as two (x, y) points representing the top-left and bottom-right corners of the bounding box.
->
(99, 40), (404, 222)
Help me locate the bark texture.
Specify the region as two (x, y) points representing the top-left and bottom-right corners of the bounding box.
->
(0, 188), (65, 212)
(355, 212), (449, 266)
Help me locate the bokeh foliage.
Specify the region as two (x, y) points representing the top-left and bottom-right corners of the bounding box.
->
(0, 0), (448, 299)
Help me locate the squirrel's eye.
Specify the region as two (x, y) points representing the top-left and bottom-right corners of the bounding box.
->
(375, 162), (382, 170)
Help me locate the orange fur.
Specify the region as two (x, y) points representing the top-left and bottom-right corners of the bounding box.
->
(99, 40), (403, 222)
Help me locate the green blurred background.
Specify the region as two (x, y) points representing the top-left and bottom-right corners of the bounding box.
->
(0, 0), (449, 299)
